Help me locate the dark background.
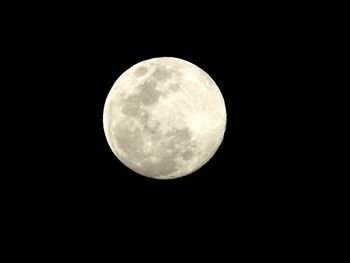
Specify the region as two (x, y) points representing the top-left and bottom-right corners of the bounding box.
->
(5, 2), (325, 255)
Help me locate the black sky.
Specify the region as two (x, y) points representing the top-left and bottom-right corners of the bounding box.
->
(7, 4), (320, 253)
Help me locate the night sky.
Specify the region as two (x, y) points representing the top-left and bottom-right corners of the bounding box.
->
(8, 3), (318, 255)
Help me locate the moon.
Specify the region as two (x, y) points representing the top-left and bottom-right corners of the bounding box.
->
(103, 57), (226, 179)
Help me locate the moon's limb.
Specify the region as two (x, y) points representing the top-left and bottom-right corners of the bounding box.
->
(103, 57), (226, 179)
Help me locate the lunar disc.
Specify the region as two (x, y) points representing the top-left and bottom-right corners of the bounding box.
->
(103, 57), (226, 179)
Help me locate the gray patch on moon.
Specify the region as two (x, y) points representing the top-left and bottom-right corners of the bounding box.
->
(138, 81), (162, 105)
(146, 124), (158, 135)
(181, 150), (193, 161)
(152, 66), (172, 81)
(121, 80), (161, 119)
(134, 66), (148, 77)
(121, 95), (141, 116)
(168, 83), (181, 92)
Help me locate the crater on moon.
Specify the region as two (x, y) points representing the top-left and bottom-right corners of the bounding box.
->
(103, 57), (226, 179)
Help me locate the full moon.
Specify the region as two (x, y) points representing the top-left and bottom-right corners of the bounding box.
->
(103, 57), (226, 179)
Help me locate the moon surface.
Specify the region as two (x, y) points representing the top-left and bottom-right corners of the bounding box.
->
(103, 57), (226, 179)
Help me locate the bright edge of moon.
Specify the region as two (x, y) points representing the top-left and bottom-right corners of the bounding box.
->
(103, 57), (226, 180)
